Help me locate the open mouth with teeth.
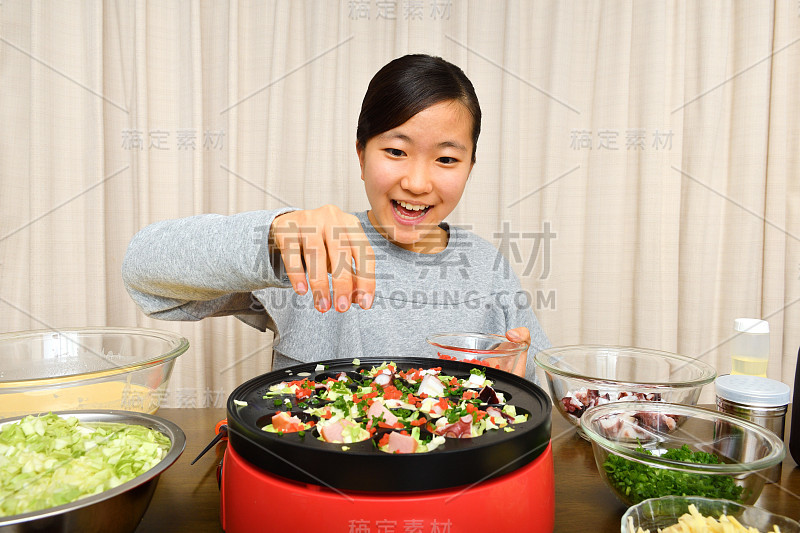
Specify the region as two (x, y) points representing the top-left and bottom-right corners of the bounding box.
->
(392, 200), (432, 220)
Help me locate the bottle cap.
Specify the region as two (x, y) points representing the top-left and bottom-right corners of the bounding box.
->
(715, 374), (790, 407)
(733, 318), (769, 334)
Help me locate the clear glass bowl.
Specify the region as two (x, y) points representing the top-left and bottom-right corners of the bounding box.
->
(581, 401), (786, 506)
(0, 328), (189, 417)
(622, 496), (800, 533)
(534, 345), (716, 432)
(426, 332), (528, 374)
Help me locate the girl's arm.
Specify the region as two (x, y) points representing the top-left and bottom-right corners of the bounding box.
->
(121, 208), (295, 322)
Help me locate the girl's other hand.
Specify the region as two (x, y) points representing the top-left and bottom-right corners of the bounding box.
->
(505, 327), (530, 378)
(270, 205), (376, 313)
(505, 327), (530, 345)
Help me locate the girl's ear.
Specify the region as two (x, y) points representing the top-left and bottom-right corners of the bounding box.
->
(356, 141), (366, 181)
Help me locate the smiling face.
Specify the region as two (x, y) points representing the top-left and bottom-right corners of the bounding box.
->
(357, 100), (475, 254)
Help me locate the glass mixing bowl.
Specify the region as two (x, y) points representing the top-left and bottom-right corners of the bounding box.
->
(0, 327), (189, 417)
(581, 401), (786, 507)
(534, 345), (716, 433)
(622, 496), (800, 533)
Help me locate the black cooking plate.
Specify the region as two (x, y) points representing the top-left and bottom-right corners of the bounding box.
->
(226, 357), (551, 492)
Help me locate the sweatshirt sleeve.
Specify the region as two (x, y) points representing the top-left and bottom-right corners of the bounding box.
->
(121, 208), (296, 326)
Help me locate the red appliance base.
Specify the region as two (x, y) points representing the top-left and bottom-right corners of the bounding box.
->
(220, 442), (554, 533)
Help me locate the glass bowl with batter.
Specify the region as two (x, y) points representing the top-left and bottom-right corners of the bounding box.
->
(0, 327), (188, 417)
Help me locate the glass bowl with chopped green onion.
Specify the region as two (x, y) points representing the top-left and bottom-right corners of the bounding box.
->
(0, 410), (185, 532)
(580, 401), (785, 507)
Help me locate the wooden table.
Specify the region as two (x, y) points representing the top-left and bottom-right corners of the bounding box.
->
(139, 407), (800, 532)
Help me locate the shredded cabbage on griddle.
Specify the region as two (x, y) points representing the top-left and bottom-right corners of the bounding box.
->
(0, 412), (171, 517)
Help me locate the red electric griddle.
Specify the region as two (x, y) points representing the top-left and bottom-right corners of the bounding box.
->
(218, 357), (554, 533)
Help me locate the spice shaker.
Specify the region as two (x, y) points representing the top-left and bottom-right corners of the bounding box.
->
(730, 318), (769, 377)
(715, 374), (790, 483)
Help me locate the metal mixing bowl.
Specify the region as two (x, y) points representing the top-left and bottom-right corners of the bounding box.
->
(0, 410), (185, 532)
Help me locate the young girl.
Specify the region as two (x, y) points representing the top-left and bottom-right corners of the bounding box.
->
(122, 54), (549, 382)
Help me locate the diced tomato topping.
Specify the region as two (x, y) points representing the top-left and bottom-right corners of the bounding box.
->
(437, 352), (457, 361)
(466, 403), (476, 414)
(448, 377), (458, 386)
(410, 418), (427, 427)
(382, 386), (402, 400)
(436, 397), (450, 410)
(378, 433), (390, 447)
(288, 378), (316, 400)
(296, 389), (313, 401)
(463, 390), (478, 400)
(321, 408), (332, 420)
(377, 421), (394, 429)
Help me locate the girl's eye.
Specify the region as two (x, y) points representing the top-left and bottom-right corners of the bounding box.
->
(385, 148), (405, 157)
(438, 157), (458, 164)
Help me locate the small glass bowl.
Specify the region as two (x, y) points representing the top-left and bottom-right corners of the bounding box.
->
(534, 345), (716, 432)
(426, 332), (528, 374)
(622, 496), (800, 533)
(581, 401), (786, 506)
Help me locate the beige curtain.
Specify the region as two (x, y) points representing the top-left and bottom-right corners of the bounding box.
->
(1, 1), (798, 406)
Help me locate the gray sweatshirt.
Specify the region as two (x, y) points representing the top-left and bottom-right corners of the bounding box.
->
(122, 210), (549, 382)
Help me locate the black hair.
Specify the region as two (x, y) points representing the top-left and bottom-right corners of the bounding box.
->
(356, 54), (481, 163)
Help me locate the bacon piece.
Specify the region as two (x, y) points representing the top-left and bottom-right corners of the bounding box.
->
(271, 411), (304, 433)
(319, 419), (363, 443)
(367, 400), (398, 426)
(384, 431), (418, 454)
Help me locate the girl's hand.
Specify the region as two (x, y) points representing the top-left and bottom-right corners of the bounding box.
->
(482, 328), (531, 376)
(270, 205), (376, 313)
(505, 327), (530, 345)
(505, 327), (531, 377)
